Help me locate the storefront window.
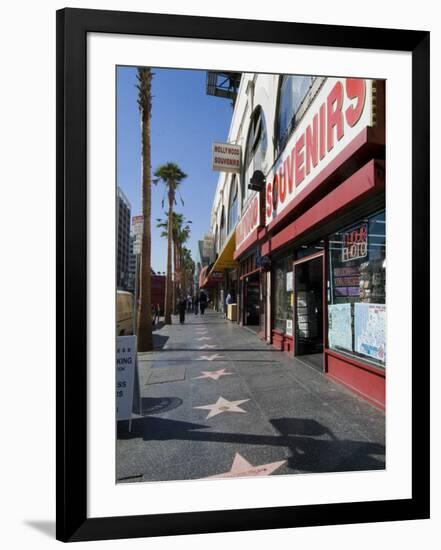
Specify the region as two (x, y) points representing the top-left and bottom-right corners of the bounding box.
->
(276, 75), (314, 155)
(242, 106), (268, 205)
(228, 176), (238, 233)
(219, 206), (226, 249)
(273, 254), (294, 334)
(327, 211), (386, 367)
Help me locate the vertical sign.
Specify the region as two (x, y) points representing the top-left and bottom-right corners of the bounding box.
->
(116, 335), (137, 420)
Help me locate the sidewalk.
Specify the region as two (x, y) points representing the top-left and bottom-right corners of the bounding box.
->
(117, 311), (385, 482)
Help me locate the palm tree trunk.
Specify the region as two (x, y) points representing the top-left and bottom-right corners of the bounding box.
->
(164, 188), (174, 324)
(172, 241), (177, 315)
(137, 69), (153, 351)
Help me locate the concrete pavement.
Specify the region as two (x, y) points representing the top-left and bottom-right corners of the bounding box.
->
(116, 311), (385, 483)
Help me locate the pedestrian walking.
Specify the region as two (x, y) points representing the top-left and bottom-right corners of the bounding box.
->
(199, 290), (208, 315)
(194, 294), (199, 315)
(178, 295), (187, 324)
(153, 303), (161, 324)
(186, 294), (192, 313)
(225, 291), (232, 318)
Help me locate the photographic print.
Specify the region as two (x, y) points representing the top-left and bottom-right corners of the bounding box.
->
(115, 68), (386, 483)
(57, 8), (429, 541)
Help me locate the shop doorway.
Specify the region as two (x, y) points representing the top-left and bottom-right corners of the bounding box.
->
(243, 271), (260, 330)
(293, 253), (324, 371)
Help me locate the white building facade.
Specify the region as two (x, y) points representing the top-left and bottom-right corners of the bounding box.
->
(201, 72), (386, 407)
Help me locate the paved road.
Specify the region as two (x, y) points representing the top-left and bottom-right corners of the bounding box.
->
(117, 311), (385, 483)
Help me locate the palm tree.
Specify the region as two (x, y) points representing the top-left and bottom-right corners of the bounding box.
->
(180, 246), (195, 296)
(136, 67), (153, 351)
(156, 213), (192, 313)
(153, 163), (187, 324)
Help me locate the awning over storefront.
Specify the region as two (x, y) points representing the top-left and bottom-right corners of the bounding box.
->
(209, 231), (238, 273)
(199, 232), (238, 288)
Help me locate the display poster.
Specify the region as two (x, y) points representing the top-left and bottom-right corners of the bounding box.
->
(328, 303), (352, 351)
(286, 271), (293, 292)
(354, 303), (386, 362)
(116, 335), (137, 420)
(286, 319), (293, 336)
(333, 265), (360, 298)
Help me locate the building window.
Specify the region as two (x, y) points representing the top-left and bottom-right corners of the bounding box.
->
(228, 176), (238, 234)
(273, 253), (294, 334)
(214, 226), (219, 256)
(219, 206), (226, 249)
(242, 106), (267, 205)
(275, 75), (314, 155)
(327, 210), (386, 368)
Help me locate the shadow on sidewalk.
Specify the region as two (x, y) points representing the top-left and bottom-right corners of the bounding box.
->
(117, 415), (385, 473)
(152, 332), (169, 350)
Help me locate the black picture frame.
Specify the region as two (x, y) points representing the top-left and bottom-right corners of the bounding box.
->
(56, 8), (430, 542)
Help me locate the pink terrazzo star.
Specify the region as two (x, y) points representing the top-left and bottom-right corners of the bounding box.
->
(194, 369), (233, 381)
(203, 453), (287, 478)
(193, 396), (249, 419)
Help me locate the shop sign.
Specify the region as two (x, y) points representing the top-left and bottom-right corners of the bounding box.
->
(212, 142), (241, 173)
(210, 271), (223, 280)
(266, 78), (374, 225)
(342, 223), (368, 262)
(116, 335), (137, 421)
(236, 193), (261, 249)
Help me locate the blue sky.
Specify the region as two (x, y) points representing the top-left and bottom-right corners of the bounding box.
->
(117, 66), (234, 273)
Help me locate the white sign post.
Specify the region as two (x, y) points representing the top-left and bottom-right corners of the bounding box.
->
(116, 335), (138, 428)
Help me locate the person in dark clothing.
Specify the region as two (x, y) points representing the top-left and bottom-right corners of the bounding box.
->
(194, 295), (199, 315)
(152, 303), (161, 325)
(199, 291), (208, 315)
(178, 295), (186, 324)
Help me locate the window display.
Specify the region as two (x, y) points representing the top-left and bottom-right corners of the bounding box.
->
(273, 254), (294, 333)
(328, 211), (386, 367)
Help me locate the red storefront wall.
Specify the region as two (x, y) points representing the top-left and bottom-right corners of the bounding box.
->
(263, 158), (385, 409)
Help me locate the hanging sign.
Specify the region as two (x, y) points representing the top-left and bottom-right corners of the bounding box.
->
(116, 335), (137, 421)
(212, 142), (241, 172)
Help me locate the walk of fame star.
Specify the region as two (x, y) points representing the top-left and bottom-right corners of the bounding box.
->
(193, 396), (250, 418)
(194, 369), (233, 381)
(203, 453), (287, 478)
(196, 353), (224, 361)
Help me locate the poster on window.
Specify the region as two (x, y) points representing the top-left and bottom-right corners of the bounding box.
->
(354, 303), (386, 362)
(286, 271), (293, 292)
(328, 303), (352, 351)
(286, 319), (293, 336)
